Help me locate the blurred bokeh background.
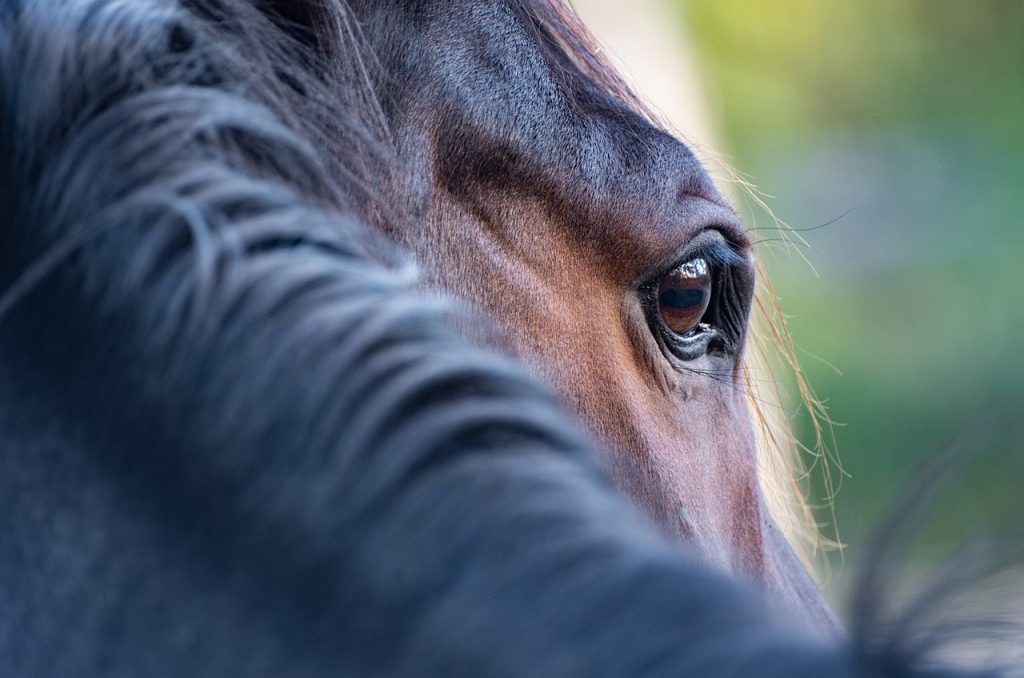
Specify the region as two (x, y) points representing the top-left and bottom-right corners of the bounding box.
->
(576, 0), (1023, 599)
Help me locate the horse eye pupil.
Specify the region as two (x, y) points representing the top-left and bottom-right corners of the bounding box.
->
(659, 289), (704, 309)
(657, 257), (712, 336)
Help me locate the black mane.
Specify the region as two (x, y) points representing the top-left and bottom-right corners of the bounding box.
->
(0, 1), (1013, 675)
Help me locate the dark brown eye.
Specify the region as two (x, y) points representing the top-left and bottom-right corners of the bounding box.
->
(657, 257), (711, 336)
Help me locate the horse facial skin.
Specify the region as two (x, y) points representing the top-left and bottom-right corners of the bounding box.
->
(0, 0), (1014, 675)
(345, 0), (834, 630)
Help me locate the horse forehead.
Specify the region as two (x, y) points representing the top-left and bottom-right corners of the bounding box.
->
(406, 3), (723, 264)
(419, 3), (666, 167)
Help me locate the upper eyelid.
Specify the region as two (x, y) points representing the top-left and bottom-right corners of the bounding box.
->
(693, 240), (747, 269)
(639, 229), (745, 290)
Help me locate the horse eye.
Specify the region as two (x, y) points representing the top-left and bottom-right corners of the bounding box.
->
(657, 257), (711, 336)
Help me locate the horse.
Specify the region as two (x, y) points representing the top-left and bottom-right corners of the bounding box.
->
(302, 0), (833, 628)
(0, 0), (1014, 675)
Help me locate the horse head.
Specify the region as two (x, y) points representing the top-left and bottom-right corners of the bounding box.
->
(4, 2), (1019, 673)
(335, 0), (836, 630)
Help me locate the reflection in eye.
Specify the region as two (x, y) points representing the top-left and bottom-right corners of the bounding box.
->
(657, 257), (711, 336)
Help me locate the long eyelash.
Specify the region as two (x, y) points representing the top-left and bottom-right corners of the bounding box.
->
(698, 239), (747, 270)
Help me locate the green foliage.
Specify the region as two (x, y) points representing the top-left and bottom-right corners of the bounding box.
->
(682, 0), (1024, 148)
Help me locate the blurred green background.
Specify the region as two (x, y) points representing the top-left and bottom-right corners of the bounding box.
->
(674, 0), (1024, 569)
